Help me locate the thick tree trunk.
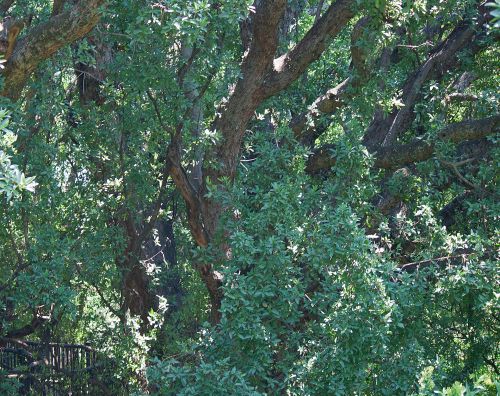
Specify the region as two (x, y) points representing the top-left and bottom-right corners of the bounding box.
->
(122, 262), (156, 326)
(168, 0), (357, 324)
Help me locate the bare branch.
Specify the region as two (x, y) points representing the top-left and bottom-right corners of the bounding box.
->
(398, 253), (472, 273)
(398, 248), (496, 273)
(396, 41), (434, 49)
(444, 92), (478, 103)
(453, 71), (476, 92)
(438, 157), (480, 190)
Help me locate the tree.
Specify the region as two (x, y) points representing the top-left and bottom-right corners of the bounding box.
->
(0, 0), (498, 394)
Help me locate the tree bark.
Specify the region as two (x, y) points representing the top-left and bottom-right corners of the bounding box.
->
(168, 0), (357, 324)
(1, 0), (105, 100)
(306, 115), (500, 172)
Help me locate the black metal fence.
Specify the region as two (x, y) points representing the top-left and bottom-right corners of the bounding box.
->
(0, 340), (127, 395)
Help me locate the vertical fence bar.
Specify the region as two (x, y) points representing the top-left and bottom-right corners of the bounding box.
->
(0, 341), (119, 395)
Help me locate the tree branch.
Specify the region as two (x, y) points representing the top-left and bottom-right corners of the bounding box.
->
(168, 140), (209, 247)
(1, 0), (105, 100)
(4, 307), (52, 338)
(444, 92), (478, 103)
(75, 264), (124, 321)
(350, 16), (372, 81)
(363, 9), (486, 149)
(262, 0), (356, 97)
(306, 115), (500, 172)
(0, 0), (14, 16)
(207, 0), (286, 182)
(398, 248), (496, 273)
(374, 115), (500, 169)
(52, 0), (66, 16)
(290, 15), (376, 145)
(382, 21), (480, 146)
(290, 78), (350, 145)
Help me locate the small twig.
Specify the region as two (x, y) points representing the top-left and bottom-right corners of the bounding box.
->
(177, 46), (200, 88)
(73, 68), (104, 84)
(74, 264), (123, 320)
(146, 89), (173, 140)
(438, 157), (480, 190)
(397, 41), (434, 49)
(398, 253), (471, 272)
(440, 157), (476, 167)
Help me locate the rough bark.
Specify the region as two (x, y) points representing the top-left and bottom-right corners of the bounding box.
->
(373, 115), (500, 169)
(168, 0), (357, 323)
(180, 43), (204, 190)
(262, 0), (355, 97)
(306, 115), (500, 172)
(205, 0), (286, 186)
(363, 8), (486, 148)
(192, 0), (287, 323)
(0, 16), (28, 60)
(1, 0), (105, 100)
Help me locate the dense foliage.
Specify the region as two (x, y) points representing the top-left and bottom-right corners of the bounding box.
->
(0, 0), (498, 394)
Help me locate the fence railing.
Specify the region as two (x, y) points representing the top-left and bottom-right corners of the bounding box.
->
(0, 339), (126, 395)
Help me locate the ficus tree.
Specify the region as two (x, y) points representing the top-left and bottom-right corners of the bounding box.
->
(0, 0), (498, 394)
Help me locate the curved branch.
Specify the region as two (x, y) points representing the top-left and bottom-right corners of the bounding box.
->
(381, 21), (480, 146)
(290, 78), (349, 145)
(168, 140), (209, 247)
(398, 248), (496, 273)
(1, 0), (105, 100)
(290, 16), (377, 145)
